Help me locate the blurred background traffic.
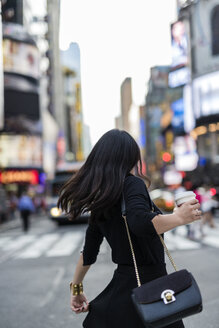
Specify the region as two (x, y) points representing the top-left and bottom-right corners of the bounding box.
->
(1, 1), (219, 328)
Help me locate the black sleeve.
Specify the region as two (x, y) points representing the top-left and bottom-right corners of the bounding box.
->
(123, 175), (158, 236)
(82, 220), (104, 266)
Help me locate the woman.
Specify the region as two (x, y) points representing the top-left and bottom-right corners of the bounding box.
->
(58, 129), (201, 328)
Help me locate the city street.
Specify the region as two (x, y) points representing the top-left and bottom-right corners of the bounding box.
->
(0, 215), (219, 328)
(1, 1), (219, 328)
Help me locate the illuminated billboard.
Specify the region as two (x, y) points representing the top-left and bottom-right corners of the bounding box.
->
(0, 170), (39, 184)
(168, 66), (190, 88)
(3, 39), (40, 80)
(169, 20), (190, 88)
(170, 20), (188, 69)
(193, 71), (219, 121)
(0, 135), (42, 168)
(173, 136), (198, 171)
(171, 98), (184, 135)
(3, 74), (41, 134)
(0, 17), (3, 130)
(183, 85), (195, 133)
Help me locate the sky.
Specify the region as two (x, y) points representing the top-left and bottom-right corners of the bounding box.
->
(60, 0), (177, 145)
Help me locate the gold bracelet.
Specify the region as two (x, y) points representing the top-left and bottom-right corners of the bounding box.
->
(70, 282), (83, 296)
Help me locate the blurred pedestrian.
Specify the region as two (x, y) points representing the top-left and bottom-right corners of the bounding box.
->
(58, 129), (201, 328)
(33, 195), (41, 214)
(41, 197), (47, 214)
(189, 187), (204, 240)
(18, 192), (35, 232)
(0, 186), (8, 223)
(200, 187), (216, 229)
(8, 192), (18, 220)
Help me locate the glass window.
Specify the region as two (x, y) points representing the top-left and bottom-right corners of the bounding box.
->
(211, 5), (219, 55)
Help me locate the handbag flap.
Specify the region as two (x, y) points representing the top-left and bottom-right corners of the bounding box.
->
(133, 269), (192, 304)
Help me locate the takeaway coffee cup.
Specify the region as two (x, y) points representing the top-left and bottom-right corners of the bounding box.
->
(175, 191), (197, 207)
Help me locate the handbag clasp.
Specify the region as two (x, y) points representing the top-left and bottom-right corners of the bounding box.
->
(161, 289), (176, 304)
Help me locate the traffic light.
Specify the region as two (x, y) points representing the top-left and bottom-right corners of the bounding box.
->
(162, 152), (172, 162)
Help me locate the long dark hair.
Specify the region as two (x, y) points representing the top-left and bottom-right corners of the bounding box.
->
(57, 129), (149, 220)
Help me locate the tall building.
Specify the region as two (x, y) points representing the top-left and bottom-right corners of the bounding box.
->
(61, 42), (89, 163)
(0, 0), (61, 196)
(46, 0), (64, 127)
(176, 0), (219, 186)
(145, 66), (174, 186)
(0, 28), (43, 194)
(116, 76), (146, 173)
(22, 0), (59, 179)
(120, 77), (132, 132)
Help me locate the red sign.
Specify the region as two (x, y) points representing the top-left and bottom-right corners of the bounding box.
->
(0, 170), (39, 184)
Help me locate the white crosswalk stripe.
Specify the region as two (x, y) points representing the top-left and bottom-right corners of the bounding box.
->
(0, 231), (84, 262)
(0, 236), (12, 247)
(164, 232), (201, 251)
(16, 234), (60, 259)
(202, 236), (219, 248)
(0, 223), (219, 263)
(166, 224), (219, 249)
(46, 232), (83, 257)
(1, 235), (36, 251)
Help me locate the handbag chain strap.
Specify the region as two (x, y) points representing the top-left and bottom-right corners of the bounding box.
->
(158, 233), (178, 272)
(122, 203), (178, 287)
(123, 214), (142, 287)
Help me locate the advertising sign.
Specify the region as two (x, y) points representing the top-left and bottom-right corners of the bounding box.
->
(3, 39), (40, 80)
(163, 169), (182, 185)
(0, 13), (3, 129)
(0, 170), (39, 184)
(183, 85), (195, 133)
(0, 135), (42, 168)
(168, 66), (190, 88)
(171, 98), (184, 134)
(147, 107), (162, 162)
(42, 110), (59, 179)
(193, 71), (219, 120)
(170, 20), (188, 69)
(173, 136), (198, 171)
(169, 20), (190, 88)
(3, 75), (41, 134)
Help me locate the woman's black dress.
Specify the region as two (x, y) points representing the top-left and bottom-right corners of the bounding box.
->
(82, 175), (184, 328)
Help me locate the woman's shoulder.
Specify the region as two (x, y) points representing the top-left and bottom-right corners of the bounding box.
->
(124, 174), (146, 191)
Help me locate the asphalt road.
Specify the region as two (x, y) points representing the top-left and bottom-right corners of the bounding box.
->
(0, 215), (219, 328)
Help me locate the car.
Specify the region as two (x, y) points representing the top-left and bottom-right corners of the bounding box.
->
(150, 189), (175, 213)
(48, 198), (90, 225)
(47, 162), (90, 225)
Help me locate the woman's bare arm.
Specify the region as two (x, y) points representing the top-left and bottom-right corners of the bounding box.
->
(72, 253), (90, 284)
(70, 253), (91, 314)
(152, 199), (201, 234)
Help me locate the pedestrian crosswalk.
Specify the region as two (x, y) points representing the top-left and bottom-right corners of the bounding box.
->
(0, 230), (84, 263)
(164, 231), (201, 251)
(16, 233), (60, 259)
(0, 224), (218, 263)
(165, 224), (219, 250)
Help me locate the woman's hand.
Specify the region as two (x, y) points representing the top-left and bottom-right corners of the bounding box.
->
(71, 293), (89, 314)
(174, 199), (201, 225)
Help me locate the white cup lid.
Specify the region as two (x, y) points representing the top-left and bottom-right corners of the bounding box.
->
(175, 191), (196, 201)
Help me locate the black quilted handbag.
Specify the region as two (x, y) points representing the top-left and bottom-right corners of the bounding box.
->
(121, 195), (203, 328)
